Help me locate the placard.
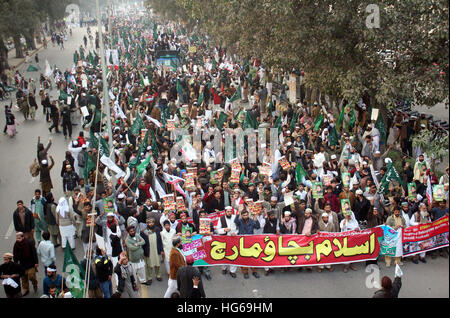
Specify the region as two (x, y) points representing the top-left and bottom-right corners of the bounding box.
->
(259, 162), (272, 176)
(342, 172), (351, 187)
(187, 167), (198, 179)
(199, 218), (211, 235)
(229, 168), (241, 184)
(278, 156), (291, 171)
(253, 201), (264, 215)
(284, 191), (294, 206)
(408, 182), (417, 200)
(433, 185), (445, 202)
(80, 106), (89, 117)
(95, 234), (106, 252)
(167, 119), (176, 131)
(312, 182), (324, 199)
(162, 194), (176, 212)
(341, 199), (352, 214)
(323, 174), (333, 187)
(371, 108), (379, 121)
(184, 173), (196, 191)
(176, 196), (187, 212)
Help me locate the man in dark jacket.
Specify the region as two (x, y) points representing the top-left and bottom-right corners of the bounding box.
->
(234, 209), (260, 279)
(0, 252), (24, 298)
(140, 218), (164, 285)
(13, 200), (35, 244)
(13, 232), (39, 296)
(80, 249), (103, 298)
(94, 248), (113, 298)
(62, 164), (79, 195)
(353, 189), (371, 222)
(177, 256), (206, 298)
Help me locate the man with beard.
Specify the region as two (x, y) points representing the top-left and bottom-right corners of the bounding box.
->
(263, 196), (285, 221)
(176, 213), (196, 235)
(217, 206), (238, 278)
(140, 218), (164, 285)
(235, 209), (261, 279)
(125, 226), (146, 285)
(13, 232), (39, 296)
(177, 256), (206, 298)
(13, 200), (35, 244)
(164, 237), (186, 298)
(353, 189), (371, 222)
(0, 252), (24, 298)
(114, 252), (139, 298)
(317, 213), (337, 272)
(297, 208), (319, 271)
(206, 190), (225, 213)
(314, 202), (339, 232)
(161, 220), (176, 275)
(413, 154), (429, 184)
(31, 189), (48, 244)
(263, 210), (279, 276)
(42, 265), (66, 296)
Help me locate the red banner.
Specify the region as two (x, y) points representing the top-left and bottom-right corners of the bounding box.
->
(402, 216), (449, 256)
(187, 228), (383, 267)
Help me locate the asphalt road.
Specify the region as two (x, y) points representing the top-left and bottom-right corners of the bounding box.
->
(0, 26), (448, 299)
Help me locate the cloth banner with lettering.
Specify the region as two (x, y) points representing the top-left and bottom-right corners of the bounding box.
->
(378, 225), (403, 257)
(186, 228), (383, 267)
(402, 216), (449, 257)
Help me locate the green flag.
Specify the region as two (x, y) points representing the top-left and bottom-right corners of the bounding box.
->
(89, 131), (99, 149)
(129, 129), (150, 169)
(151, 131), (159, 158)
(73, 52), (79, 64)
(137, 154), (151, 176)
(83, 152), (96, 181)
(376, 114), (387, 144)
(243, 111), (258, 130)
(130, 113), (145, 136)
(59, 90), (68, 101)
(197, 89), (204, 106)
(290, 112), (299, 132)
(314, 113), (324, 131)
(63, 242), (85, 298)
(177, 79), (183, 96)
(295, 162), (308, 185)
(92, 108), (103, 124)
(274, 116), (282, 134)
(329, 125), (339, 146)
(228, 85), (241, 103)
(140, 72), (145, 87)
(88, 51), (93, 65)
(336, 105), (346, 130)
(99, 136), (110, 157)
(153, 23), (158, 39)
(216, 111), (229, 131)
(268, 97), (274, 114)
(378, 162), (403, 194)
(349, 106), (356, 128)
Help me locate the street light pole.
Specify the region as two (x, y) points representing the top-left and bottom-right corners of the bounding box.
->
(95, 0), (114, 156)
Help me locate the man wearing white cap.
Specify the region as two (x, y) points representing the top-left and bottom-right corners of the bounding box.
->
(340, 210), (360, 272)
(217, 206), (238, 278)
(317, 212), (337, 272)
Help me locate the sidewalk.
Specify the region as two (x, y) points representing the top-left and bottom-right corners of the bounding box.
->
(7, 36), (49, 70)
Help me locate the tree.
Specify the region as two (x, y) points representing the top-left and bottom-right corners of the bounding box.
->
(145, 0), (448, 114)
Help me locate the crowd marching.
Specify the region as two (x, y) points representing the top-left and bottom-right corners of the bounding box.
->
(0, 10), (448, 299)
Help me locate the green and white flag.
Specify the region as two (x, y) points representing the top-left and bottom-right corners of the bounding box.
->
(63, 242), (85, 298)
(295, 162), (308, 185)
(228, 85), (241, 103)
(378, 162), (402, 194)
(130, 112), (145, 136)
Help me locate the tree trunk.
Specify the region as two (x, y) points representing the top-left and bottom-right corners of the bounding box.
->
(0, 37), (9, 73)
(305, 86), (311, 103)
(24, 29), (36, 50)
(13, 35), (24, 58)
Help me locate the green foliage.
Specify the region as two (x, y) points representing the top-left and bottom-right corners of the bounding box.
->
(145, 0), (448, 108)
(412, 129), (449, 159)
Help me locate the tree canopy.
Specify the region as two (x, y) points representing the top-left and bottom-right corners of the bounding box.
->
(145, 0), (449, 109)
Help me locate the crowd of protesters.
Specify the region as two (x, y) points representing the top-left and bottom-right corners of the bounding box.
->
(1, 10), (448, 299)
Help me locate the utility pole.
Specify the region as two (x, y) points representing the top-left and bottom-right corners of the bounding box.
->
(95, 0), (114, 158)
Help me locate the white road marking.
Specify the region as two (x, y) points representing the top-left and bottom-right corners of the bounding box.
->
(4, 221), (14, 239)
